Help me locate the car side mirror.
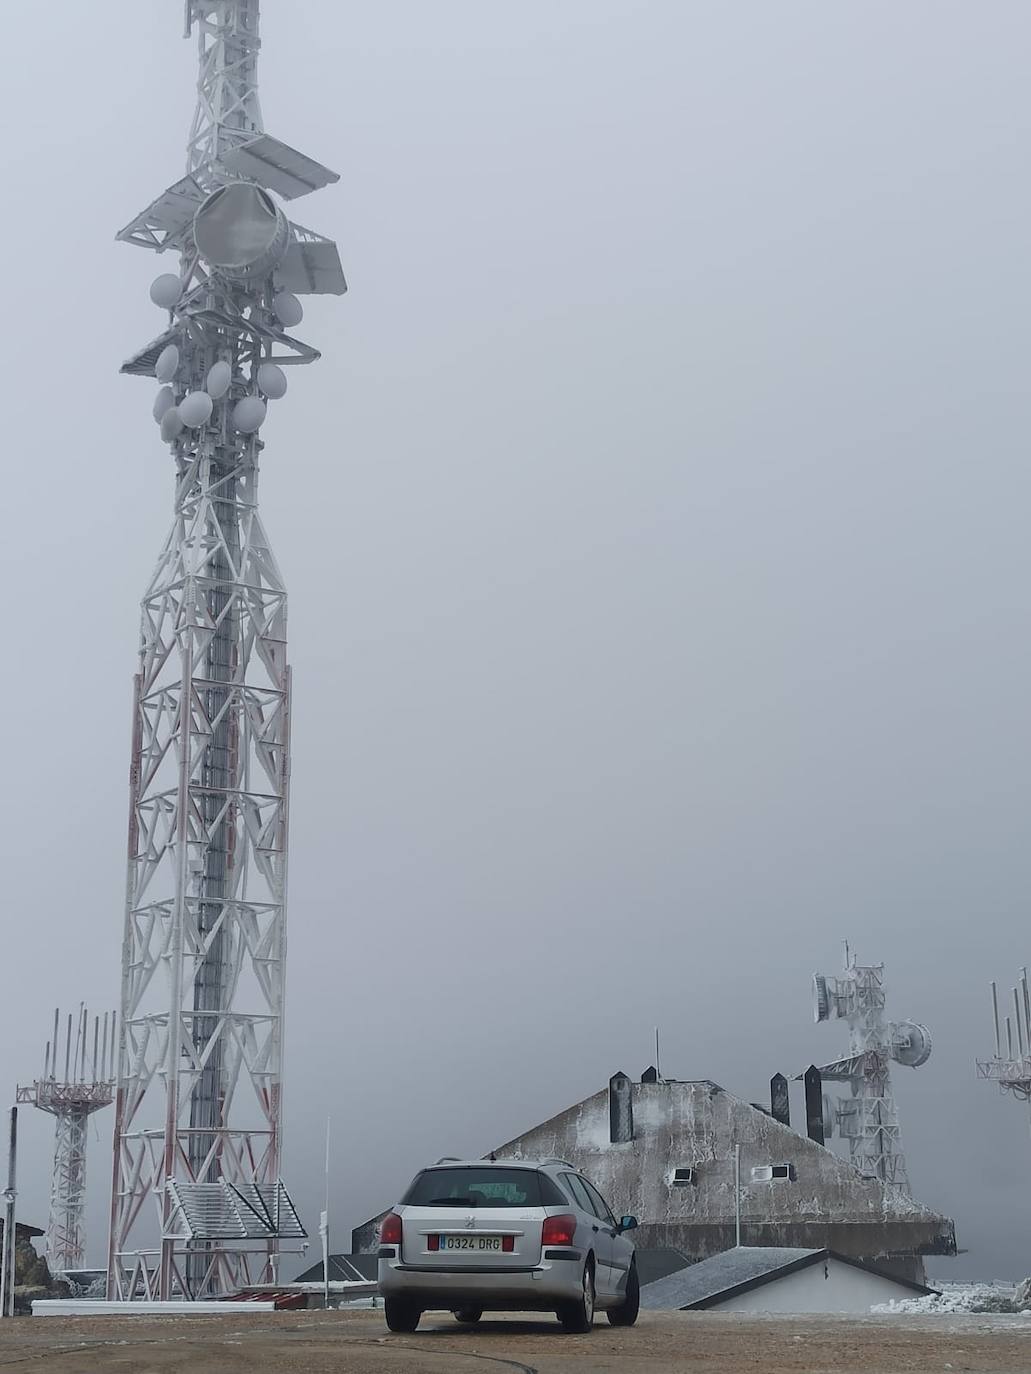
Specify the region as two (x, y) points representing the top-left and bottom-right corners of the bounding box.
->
(618, 1215), (638, 1233)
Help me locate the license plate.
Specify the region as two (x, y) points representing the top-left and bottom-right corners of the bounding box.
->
(439, 1235), (502, 1252)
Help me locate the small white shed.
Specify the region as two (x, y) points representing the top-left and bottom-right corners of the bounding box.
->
(640, 1246), (937, 1315)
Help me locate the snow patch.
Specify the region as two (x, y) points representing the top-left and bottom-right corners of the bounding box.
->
(873, 1283), (1027, 1315)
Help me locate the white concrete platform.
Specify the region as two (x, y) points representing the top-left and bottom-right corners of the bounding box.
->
(32, 1299), (277, 1316)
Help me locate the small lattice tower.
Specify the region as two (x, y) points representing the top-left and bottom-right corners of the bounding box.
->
(17, 1009), (116, 1274)
(811, 949), (932, 1189)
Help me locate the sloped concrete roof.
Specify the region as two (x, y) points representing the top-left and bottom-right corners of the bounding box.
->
(640, 1246), (935, 1310)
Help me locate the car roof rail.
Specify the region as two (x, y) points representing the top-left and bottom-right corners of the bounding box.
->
(434, 1156), (461, 1165)
(541, 1157), (578, 1170)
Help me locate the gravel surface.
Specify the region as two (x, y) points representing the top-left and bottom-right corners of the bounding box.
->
(0, 1308), (1029, 1372)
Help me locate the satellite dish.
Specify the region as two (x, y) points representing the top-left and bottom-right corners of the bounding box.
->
(152, 386), (176, 423)
(813, 974), (831, 1024)
(160, 407), (184, 442)
(233, 396), (267, 434)
(206, 360), (232, 399)
(150, 274), (183, 310)
(273, 290), (304, 328)
(891, 1021), (932, 1069)
(179, 391), (214, 428)
(155, 345), (180, 383)
(194, 183), (290, 281)
(257, 362), (288, 400)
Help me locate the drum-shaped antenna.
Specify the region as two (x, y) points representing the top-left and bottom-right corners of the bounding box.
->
(194, 183), (290, 282)
(813, 974), (831, 1024)
(891, 1021), (932, 1068)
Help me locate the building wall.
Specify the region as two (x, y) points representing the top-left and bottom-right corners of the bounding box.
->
(712, 1256), (921, 1314)
(492, 1078), (954, 1280)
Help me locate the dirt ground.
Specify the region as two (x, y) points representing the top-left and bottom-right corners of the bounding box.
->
(0, 1308), (1029, 1374)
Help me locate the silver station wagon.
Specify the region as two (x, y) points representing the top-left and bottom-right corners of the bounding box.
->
(377, 1158), (640, 1333)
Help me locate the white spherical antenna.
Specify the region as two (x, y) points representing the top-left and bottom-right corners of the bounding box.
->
(150, 274), (182, 310)
(155, 345), (180, 383)
(813, 974), (831, 1024)
(892, 1021), (932, 1069)
(160, 406), (184, 442)
(273, 291), (303, 328)
(206, 360), (232, 399)
(257, 362), (288, 400)
(194, 184), (290, 281)
(233, 396), (267, 434)
(180, 390), (214, 428)
(152, 386), (176, 423)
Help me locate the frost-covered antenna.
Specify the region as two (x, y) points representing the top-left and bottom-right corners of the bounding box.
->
(808, 953), (931, 1189)
(109, 0), (345, 1301)
(16, 1009), (116, 1275)
(977, 970), (1031, 1113)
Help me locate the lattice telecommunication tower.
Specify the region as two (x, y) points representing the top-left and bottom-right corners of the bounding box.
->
(810, 948), (931, 1189)
(976, 970), (1031, 1110)
(17, 1009), (116, 1275)
(108, 0), (344, 1300)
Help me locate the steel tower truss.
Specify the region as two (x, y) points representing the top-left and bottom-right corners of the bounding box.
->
(17, 1010), (116, 1274)
(109, 1), (344, 1300)
(811, 953), (932, 1191)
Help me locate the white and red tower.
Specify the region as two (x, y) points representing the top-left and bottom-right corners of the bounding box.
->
(108, 1), (345, 1300)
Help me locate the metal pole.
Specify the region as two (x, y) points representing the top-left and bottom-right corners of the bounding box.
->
(1015, 989), (1026, 1058)
(654, 1028), (661, 1081)
(734, 1143), (741, 1248)
(1, 1108), (18, 1318)
(992, 982), (1001, 1057)
(323, 1116), (331, 1310)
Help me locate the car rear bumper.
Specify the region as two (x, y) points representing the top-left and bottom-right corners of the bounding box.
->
(378, 1254), (585, 1308)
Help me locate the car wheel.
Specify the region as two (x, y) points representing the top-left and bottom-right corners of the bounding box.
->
(384, 1296), (420, 1332)
(453, 1306), (483, 1324)
(606, 1261), (640, 1327)
(558, 1258), (595, 1334)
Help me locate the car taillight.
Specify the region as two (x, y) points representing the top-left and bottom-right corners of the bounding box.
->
(380, 1212), (403, 1245)
(502, 1236), (514, 1252)
(427, 1234), (440, 1251)
(541, 1213), (576, 1247)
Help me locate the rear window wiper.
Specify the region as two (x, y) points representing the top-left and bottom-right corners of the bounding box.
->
(425, 1196), (475, 1206)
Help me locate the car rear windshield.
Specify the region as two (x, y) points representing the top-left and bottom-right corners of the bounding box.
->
(402, 1167), (551, 1208)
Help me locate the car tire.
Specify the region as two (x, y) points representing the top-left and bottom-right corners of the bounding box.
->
(606, 1261), (640, 1327)
(558, 1258), (595, 1334)
(384, 1296), (420, 1332)
(453, 1307), (483, 1324)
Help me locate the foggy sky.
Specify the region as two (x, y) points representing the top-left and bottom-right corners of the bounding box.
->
(0, 1), (1029, 1282)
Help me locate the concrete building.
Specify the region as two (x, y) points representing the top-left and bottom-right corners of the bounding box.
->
(355, 1071), (956, 1284)
(640, 1246), (936, 1314)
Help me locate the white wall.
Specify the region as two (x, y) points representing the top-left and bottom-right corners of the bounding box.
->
(713, 1257), (919, 1314)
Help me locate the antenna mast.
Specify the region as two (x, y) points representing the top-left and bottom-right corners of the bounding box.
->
(810, 953), (931, 1189)
(109, 0), (345, 1300)
(977, 970), (1031, 1131)
(16, 1010), (115, 1275)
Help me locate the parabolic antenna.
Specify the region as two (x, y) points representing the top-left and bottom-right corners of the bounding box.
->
(194, 183), (290, 281)
(813, 974), (831, 1024)
(891, 1021), (932, 1069)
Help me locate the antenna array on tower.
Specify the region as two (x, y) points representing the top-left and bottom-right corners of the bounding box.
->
(807, 951), (931, 1189)
(16, 1009), (116, 1275)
